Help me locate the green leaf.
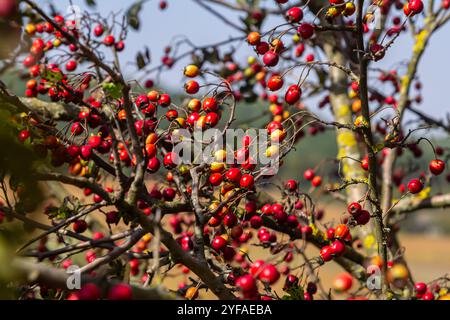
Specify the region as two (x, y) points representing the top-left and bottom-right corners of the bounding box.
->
(127, 0), (145, 30)
(284, 286), (304, 300)
(41, 67), (63, 83)
(102, 82), (123, 99)
(136, 52), (146, 70)
(85, 0), (97, 7)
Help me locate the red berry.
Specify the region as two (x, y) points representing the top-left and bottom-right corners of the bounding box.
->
(94, 24), (104, 37)
(407, 178), (423, 194)
(327, 228), (335, 240)
(65, 60), (77, 72)
(267, 75), (283, 91)
(361, 156), (369, 171)
(240, 174), (255, 189)
(107, 284), (132, 300)
(250, 215), (263, 228)
(311, 176), (322, 187)
(297, 23), (314, 39)
(158, 93), (172, 107)
(162, 187), (176, 201)
(163, 152), (178, 169)
(263, 51), (279, 67)
(409, 0), (424, 13)
(18, 129), (30, 143)
(205, 112), (219, 127)
(429, 159), (445, 175)
(258, 264), (280, 284)
(347, 202), (362, 216)
(202, 97), (218, 112)
(331, 240), (346, 257)
(285, 179), (298, 191)
(147, 157), (161, 173)
(88, 135), (102, 148)
(285, 85), (302, 105)
(80, 145), (92, 160)
(185, 80), (200, 94)
(211, 236), (227, 251)
(115, 41), (125, 51)
(78, 283), (101, 300)
(370, 43), (385, 61)
(303, 168), (315, 180)
(73, 220), (88, 233)
(23, 55), (36, 68)
(334, 224), (350, 240)
(103, 35), (115, 46)
(236, 274), (257, 293)
(320, 245), (333, 262)
(71, 122), (84, 135)
(333, 273), (353, 292)
(209, 173), (223, 186)
(415, 282), (427, 295)
(422, 291), (434, 300)
(286, 7), (303, 23)
(225, 168), (242, 183)
(354, 210), (371, 225)
(223, 212), (238, 227)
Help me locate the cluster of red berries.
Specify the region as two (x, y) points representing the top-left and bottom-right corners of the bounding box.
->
(320, 224), (351, 262)
(414, 281), (442, 300)
(67, 282), (132, 300)
(347, 202), (371, 226)
(403, 0), (424, 16)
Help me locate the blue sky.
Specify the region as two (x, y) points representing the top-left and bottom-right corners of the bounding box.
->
(52, 0), (450, 121)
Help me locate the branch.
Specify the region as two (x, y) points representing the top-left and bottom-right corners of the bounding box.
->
(11, 258), (175, 299)
(389, 193), (450, 216)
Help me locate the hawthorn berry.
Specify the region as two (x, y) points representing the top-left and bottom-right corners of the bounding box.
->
(65, 60), (77, 71)
(415, 282), (427, 295)
(225, 168), (242, 183)
(163, 152), (178, 169)
(285, 179), (298, 191)
(263, 51), (279, 67)
(331, 240), (346, 257)
(209, 173), (223, 186)
(297, 23), (314, 39)
(267, 75), (283, 91)
(72, 220), (88, 233)
(103, 35), (115, 46)
(333, 273), (353, 292)
(235, 274), (257, 293)
(18, 129), (30, 143)
(258, 264), (280, 284)
(247, 31), (261, 46)
(409, 0), (424, 14)
(285, 85), (301, 105)
(407, 178), (423, 194)
(429, 159), (445, 175)
(286, 7), (303, 23)
(78, 283), (101, 300)
(320, 245), (333, 262)
(303, 168), (315, 180)
(347, 202), (362, 216)
(354, 210), (371, 225)
(107, 284), (132, 300)
(334, 224), (350, 240)
(240, 174), (255, 189)
(211, 236), (228, 251)
(311, 175), (322, 187)
(185, 80), (200, 94)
